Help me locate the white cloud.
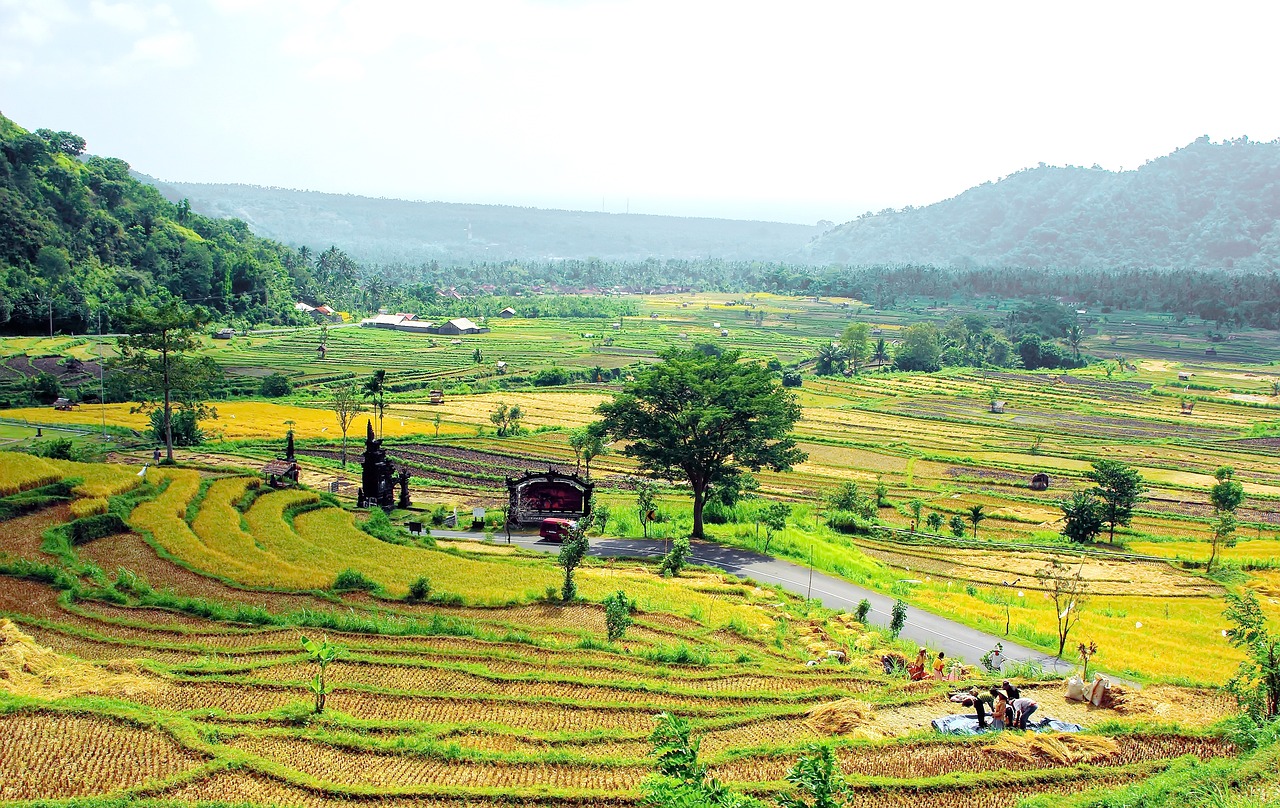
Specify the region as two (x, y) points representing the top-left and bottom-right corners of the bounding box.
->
(0, 0), (74, 44)
(90, 0), (149, 31)
(126, 29), (196, 67)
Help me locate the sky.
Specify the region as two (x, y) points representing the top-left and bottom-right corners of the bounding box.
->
(1, 0), (1278, 225)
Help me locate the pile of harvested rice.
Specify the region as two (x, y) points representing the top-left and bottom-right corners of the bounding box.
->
(981, 732), (1119, 765)
(807, 699), (873, 735)
(0, 618), (157, 699)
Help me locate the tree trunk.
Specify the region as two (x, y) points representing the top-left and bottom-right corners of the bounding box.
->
(691, 487), (706, 539)
(341, 432), (348, 467)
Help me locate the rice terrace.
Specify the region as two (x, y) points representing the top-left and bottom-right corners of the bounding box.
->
(2, 289), (1280, 808)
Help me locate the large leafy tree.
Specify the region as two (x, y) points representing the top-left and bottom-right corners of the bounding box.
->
(1084, 459), (1147, 543)
(596, 348), (806, 539)
(893, 323), (942, 372)
(840, 322), (871, 374)
(1223, 590), (1280, 721)
(1060, 490), (1104, 544)
(116, 299), (214, 462)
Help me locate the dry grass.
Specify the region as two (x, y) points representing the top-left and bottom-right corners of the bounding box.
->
(807, 699), (874, 735)
(981, 732), (1119, 765)
(0, 618), (158, 700)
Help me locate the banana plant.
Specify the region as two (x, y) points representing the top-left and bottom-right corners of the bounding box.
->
(302, 635), (341, 714)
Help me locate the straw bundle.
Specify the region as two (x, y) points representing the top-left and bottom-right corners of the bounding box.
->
(0, 618), (156, 699)
(981, 732), (1119, 765)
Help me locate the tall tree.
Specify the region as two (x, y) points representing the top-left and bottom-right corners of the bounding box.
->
(1084, 459), (1148, 543)
(840, 322), (871, 374)
(116, 299), (212, 463)
(1223, 590), (1280, 721)
(568, 422), (607, 478)
(1207, 465), (1246, 572)
(330, 384), (364, 467)
(968, 504), (987, 539)
(893, 323), (942, 372)
(362, 370), (386, 437)
(597, 348), (806, 539)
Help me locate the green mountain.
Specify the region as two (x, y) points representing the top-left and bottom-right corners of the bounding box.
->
(143, 179), (823, 264)
(0, 112), (312, 335)
(802, 137), (1280, 270)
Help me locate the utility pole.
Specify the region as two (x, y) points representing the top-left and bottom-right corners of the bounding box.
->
(98, 309), (106, 442)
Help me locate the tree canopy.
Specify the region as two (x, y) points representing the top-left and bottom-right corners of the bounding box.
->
(596, 348), (806, 539)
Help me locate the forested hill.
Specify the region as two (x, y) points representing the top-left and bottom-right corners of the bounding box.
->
(801, 137), (1280, 270)
(143, 180), (823, 263)
(0, 112), (316, 335)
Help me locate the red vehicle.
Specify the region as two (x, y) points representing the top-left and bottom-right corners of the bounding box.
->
(538, 518), (575, 542)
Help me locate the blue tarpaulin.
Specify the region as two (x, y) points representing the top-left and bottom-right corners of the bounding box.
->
(930, 714), (1084, 735)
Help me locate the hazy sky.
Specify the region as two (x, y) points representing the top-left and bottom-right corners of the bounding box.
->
(2, 1), (1278, 224)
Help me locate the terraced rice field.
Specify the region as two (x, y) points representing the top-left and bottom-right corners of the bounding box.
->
(0, 455), (1256, 807)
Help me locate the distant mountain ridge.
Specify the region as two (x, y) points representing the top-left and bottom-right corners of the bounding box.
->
(802, 138), (1280, 270)
(140, 178), (823, 264)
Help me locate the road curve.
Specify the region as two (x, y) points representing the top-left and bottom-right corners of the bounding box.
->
(441, 529), (1084, 676)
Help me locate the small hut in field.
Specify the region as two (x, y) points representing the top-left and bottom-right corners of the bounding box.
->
(990, 400), (1006, 413)
(1029, 473), (1050, 491)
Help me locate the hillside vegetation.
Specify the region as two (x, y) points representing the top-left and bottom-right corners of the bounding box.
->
(803, 137), (1280, 270)
(145, 178), (823, 263)
(0, 112), (321, 334)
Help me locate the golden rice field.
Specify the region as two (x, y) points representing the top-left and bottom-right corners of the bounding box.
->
(2, 452), (1270, 807)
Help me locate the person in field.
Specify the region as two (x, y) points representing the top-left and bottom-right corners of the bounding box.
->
(990, 687), (1009, 730)
(908, 647), (928, 680)
(932, 650), (946, 679)
(1010, 697), (1039, 730)
(1002, 679), (1021, 699)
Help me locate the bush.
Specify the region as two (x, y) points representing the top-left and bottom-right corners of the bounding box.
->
(31, 437), (75, 460)
(659, 536), (691, 577)
(360, 507), (404, 544)
(530, 367), (570, 387)
(603, 589), (634, 641)
(781, 371), (802, 388)
(407, 576), (431, 602)
(333, 568), (378, 592)
(854, 599), (871, 623)
(825, 510), (874, 535)
(260, 372), (292, 397)
(148, 407), (206, 447)
(889, 599), (907, 638)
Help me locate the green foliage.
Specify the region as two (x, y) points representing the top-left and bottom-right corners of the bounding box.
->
(759, 501), (790, 553)
(489, 401), (524, 437)
(30, 437), (74, 460)
(333, 568), (378, 593)
(597, 348), (806, 539)
(889, 599), (907, 638)
(147, 405), (207, 447)
(948, 514), (967, 538)
(301, 634), (342, 714)
(1085, 459), (1148, 543)
(1060, 490), (1104, 544)
(636, 478), (660, 539)
(893, 323), (942, 372)
(259, 372), (292, 397)
(660, 536), (691, 577)
(1222, 590), (1280, 721)
(359, 507), (404, 544)
(407, 576), (432, 602)
(642, 713), (761, 808)
(925, 511), (944, 534)
(568, 422), (607, 478)
(68, 513), (127, 545)
(779, 743), (849, 808)
(557, 527), (590, 601)
(824, 510), (874, 536)
(602, 589), (634, 642)
(967, 503), (986, 538)
(853, 599), (871, 623)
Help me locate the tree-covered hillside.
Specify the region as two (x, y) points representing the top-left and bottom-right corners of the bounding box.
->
(802, 138), (1280, 270)
(0, 113), (315, 334)
(144, 179), (823, 264)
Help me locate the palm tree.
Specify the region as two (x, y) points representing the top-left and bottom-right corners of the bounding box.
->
(871, 338), (890, 367)
(362, 369), (386, 437)
(815, 342), (849, 376)
(1067, 323), (1084, 361)
(968, 504), (987, 539)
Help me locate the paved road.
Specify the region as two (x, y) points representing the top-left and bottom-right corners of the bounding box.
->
(434, 529), (1085, 676)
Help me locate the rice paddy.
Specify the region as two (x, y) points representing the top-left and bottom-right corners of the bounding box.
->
(2, 294), (1279, 805)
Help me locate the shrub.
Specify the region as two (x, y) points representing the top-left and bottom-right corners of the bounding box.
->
(407, 576), (432, 602)
(603, 589), (634, 641)
(889, 599), (907, 638)
(260, 372), (292, 397)
(659, 536), (691, 577)
(333, 568), (378, 592)
(825, 510), (874, 535)
(854, 599), (871, 623)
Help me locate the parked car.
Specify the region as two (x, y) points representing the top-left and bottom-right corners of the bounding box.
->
(538, 518), (575, 542)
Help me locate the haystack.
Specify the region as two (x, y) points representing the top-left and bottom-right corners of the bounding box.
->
(807, 699), (873, 735)
(981, 732), (1118, 766)
(0, 618), (157, 699)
